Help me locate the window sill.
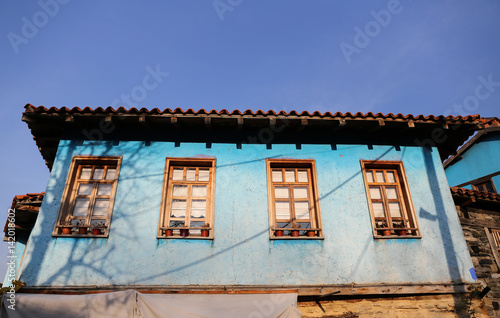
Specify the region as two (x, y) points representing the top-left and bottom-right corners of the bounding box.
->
(270, 236), (324, 240)
(374, 235), (422, 239)
(52, 234), (109, 238)
(157, 236), (213, 240)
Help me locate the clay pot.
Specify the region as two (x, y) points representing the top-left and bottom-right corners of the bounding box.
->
(62, 227), (72, 235)
(291, 230), (300, 237)
(201, 229), (209, 237)
(275, 230), (284, 237)
(398, 230), (407, 236)
(180, 229), (189, 237)
(382, 230), (391, 236)
(307, 231), (316, 237)
(92, 228), (102, 235)
(78, 227), (88, 235)
(165, 229), (173, 237)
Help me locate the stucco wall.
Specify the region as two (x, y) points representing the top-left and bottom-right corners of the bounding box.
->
(18, 140), (474, 287)
(445, 132), (500, 187)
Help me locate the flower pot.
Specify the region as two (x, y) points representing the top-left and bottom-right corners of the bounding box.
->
(92, 228), (102, 235)
(165, 229), (173, 237)
(307, 230), (315, 237)
(291, 230), (300, 237)
(398, 230), (407, 236)
(62, 227), (72, 235)
(275, 230), (284, 237)
(180, 229), (189, 237)
(201, 229), (209, 237)
(78, 227), (88, 235)
(382, 229), (391, 236)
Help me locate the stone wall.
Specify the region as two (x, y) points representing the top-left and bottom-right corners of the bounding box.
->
(459, 206), (500, 317)
(298, 294), (487, 317)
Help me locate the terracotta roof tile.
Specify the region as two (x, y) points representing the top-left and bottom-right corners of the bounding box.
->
(450, 187), (500, 202)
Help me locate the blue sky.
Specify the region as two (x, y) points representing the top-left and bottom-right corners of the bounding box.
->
(0, 1), (499, 278)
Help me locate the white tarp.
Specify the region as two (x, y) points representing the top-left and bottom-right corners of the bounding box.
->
(1, 290), (302, 318)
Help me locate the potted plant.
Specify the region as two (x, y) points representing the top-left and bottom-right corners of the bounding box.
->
(275, 228), (284, 237)
(77, 221), (88, 234)
(306, 229), (316, 237)
(395, 221), (407, 236)
(92, 222), (104, 235)
(180, 228), (189, 237)
(61, 221), (73, 235)
(165, 228), (173, 237)
(379, 220), (391, 236)
(201, 223), (210, 237)
(291, 224), (302, 237)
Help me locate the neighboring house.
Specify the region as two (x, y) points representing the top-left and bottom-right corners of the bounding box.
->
(444, 118), (500, 317)
(0, 104), (489, 317)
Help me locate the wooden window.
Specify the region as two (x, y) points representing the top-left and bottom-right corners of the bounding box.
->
(491, 229), (500, 251)
(53, 156), (121, 237)
(159, 158), (216, 239)
(473, 179), (497, 193)
(267, 159), (323, 239)
(361, 161), (420, 238)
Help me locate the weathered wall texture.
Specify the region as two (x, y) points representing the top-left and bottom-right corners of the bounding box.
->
(298, 294), (487, 318)
(17, 140), (474, 287)
(459, 206), (500, 317)
(445, 133), (500, 188)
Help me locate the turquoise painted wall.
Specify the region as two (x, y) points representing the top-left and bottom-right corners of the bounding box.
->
(445, 132), (500, 188)
(17, 140), (475, 287)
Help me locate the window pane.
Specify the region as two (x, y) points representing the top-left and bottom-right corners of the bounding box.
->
(105, 169), (116, 180)
(293, 187), (308, 199)
(366, 171), (374, 183)
(73, 198), (90, 216)
(388, 202), (401, 217)
(272, 170), (283, 183)
(373, 202), (385, 217)
(93, 168), (104, 180)
(198, 169), (210, 182)
(189, 221), (205, 235)
(386, 187), (398, 200)
(97, 184), (113, 196)
(173, 185), (188, 197)
(295, 202), (310, 219)
(297, 170), (308, 182)
(78, 183), (93, 195)
(285, 170), (295, 182)
(275, 187), (289, 199)
(186, 169), (196, 181)
(369, 187), (382, 200)
(192, 185), (207, 197)
(80, 168), (92, 179)
(191, 200), (206, 218)
(93, 199), (109, 216)
(485, 182), (495, 193)
(276, 201), (291, 219)
(386, 171), (396, 183)
(376, 171), (385, 183)
(171, 200), (187, 218)
(172, 168), (183, 181)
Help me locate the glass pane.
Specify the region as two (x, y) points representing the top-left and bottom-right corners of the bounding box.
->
(93, 199), (109, 216)
(189, 221), (205, 235)
(192, 185), (207, 197)
(297, 170), (308, 182)
(293, 187), (308, 199)
(171, 200), (186, 218)
(198, 169), (210, 182)
(173, 185), (188, 197)
(373, 202), (385, 217)
(386, 171), (396, 183)
(376, 171), (385, 183)
(93, 168), (104, 180)
(369, 187), (382, 200)
(73, 198), (90, 216)
(78, 183), (93, 195)
(191, 200), (206, 218)
(366, 171), (374, 183)
(105, 168), (116, 180)
(389, 202), (401, 217)
(169, 220), (184, 227)
(285, 170), (295, 182)
(97, 184), (113, 196)
(80, 168), (92, 179)
(172, 168), (183, 181)
(274, 187), (289, 199)
(386, 187), (398, 200)
(186, 168), (196, 181)
(295, 202), (310, 219)
(275, 201), (291, 219)
(272, 170), (283, 183)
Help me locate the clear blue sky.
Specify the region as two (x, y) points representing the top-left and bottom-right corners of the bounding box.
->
(0, 1), (499, 279)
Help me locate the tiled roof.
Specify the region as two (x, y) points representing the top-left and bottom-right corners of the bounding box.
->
(24, 104), (482, 122)
(3, 192), (44, 240)
(451, 187), (500, 202)
(23, 104), (486, 170)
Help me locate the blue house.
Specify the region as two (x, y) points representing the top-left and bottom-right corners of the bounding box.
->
(1, 104), (488, 317)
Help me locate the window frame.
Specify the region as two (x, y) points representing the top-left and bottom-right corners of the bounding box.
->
(158, 157), (216, 239)
(52, 156), (122, 237)
(266, 159), (323, 239)
(472, 179), (497, 194)
(361, 160), (421, 239)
